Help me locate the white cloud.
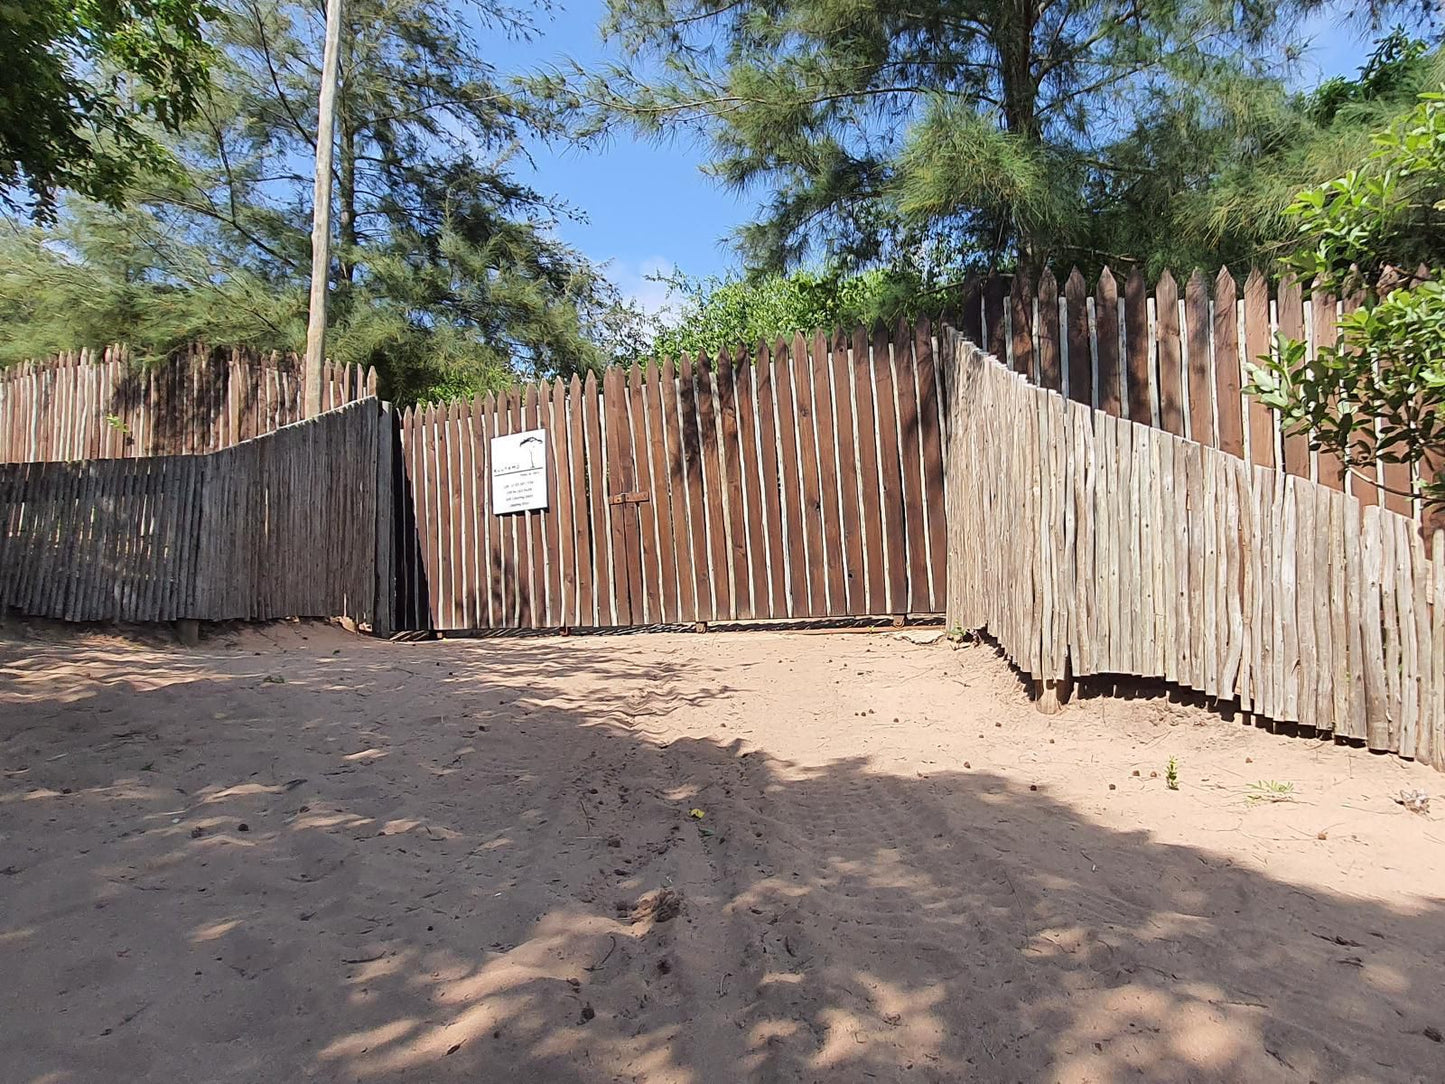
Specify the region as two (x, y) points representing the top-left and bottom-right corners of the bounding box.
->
(609, 255), (680, 320)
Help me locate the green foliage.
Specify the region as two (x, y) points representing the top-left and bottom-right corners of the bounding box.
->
(574, 0), (1427, 276)
(0, 0), (651, 404)
(1245, 780), (1296, 803)
(650, 267), (934, 358)
(1250, 87), (1445, 500)
(0, 0), (216, 220)
(1165, 757), (1180, 791)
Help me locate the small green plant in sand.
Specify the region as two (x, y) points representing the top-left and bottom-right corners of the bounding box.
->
(1246, 780), (1296, 804)
(1165, 757), (1179, 791)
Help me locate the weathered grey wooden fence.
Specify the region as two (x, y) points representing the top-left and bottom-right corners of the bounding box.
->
(944, 336), (1444, 772)
(0, 345), (376, 463)
(0, 398), (387, 627)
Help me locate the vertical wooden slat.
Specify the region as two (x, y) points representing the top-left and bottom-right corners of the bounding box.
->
(772, 341), (809, 618)
(583, 376), (608, 625)
(644, 365), (681, 623)
(788, 333), (824, 616)
(852, 328), (886, 615)
(872, 325), (909, 614)
(915, 317), (948, 613)
(1311, 284), (1347, 491)
(661, 358), (700, 622)
(434, 403), (456, 629)
(891, 321), (928, 614)
(524, 385), (550, 626)
(1124, 267), (1151, 425)
(754, 344), (789, 620)
(695, 354), (732, 619)
(504, 391), (528, 626)
(732, 349), (768, 619)
(716, 351), (751, 619)
(678, 355), (713, 621)
(1095, 268), (1121, 417)
(810, 332), (848, 616)
(1277, 273), (1311, 478)
(551, 379), (576, 627)
(451, 401), (470, 629)
(1065, 269), (1091, 406)
(565, 377), (593, 626)
(1185, 270), (1214, 447)
(1156, 269), (1185, 436)
(1243, 270), (1275, 469)
(628, 364), (663, 623)
(984, 276), (1007, 360)
(1213, 267), (1245, 458)
(1037, 270), (1061, 392)
(603, 368), (638, 625)
(483, 394), (506, 628)
(1010, 273), (1035, 379)
(471, 393), (493, 629)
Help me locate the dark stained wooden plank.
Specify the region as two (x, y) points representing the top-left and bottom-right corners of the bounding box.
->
(1156, 269), (1185, 436)
(1311, 284), (1347, 491)
(422, 405), (444, 628)
(695, 354), (733, 619)
(582, 375), (610, 623)
(473, 393), (496, 627)
(772, 340), (810, 617)
(537, 386), (564, 627)
(1037, 270), (1062, 392)
(830, 329), (866, 613)
(1213, 267), (1245, 458)
(1010, 273), (1035, 379)
(509, 390), (534, 626)
(811, 330), (847, 615)
(984, 275), (1007, 359)
(732, 348), (768, 619)
(793, 332), (827, 615)
(1096, 268), (1121, 416)
(716, 350), (752, 618)
(602, 367), (635, 625)
(1125, 266), (1151, 424)
(658, 358), (697, 621)
(1185, 269), (1215, 447)
(550, 379), (576, 627)
(752, 344), (788, 619)
(524, 384), (551, 626)
(1243, 269), (1275, 468)
(893, 319), (928, 614)
(872, 324), (909, 614)
(915, 316), (948, 613)
(1277, 272), (1312, 477)
(852, 326), (886, 615)
(1065, 268), (1092, 406)
(627, 364), (663, 623)
(642, 364), (680, 623)
(959, 279), (982, 346)
(565, 377), (593, 626)
(446, 401), (466, 628)
(678, 355), (713, 620)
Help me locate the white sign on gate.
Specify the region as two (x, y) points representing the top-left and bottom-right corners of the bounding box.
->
(491, 429), (548, 514)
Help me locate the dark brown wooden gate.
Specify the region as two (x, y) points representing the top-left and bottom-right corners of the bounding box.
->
(393, 320), (947, 631)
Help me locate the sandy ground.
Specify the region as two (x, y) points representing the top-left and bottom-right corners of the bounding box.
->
(2, 622), (1444, 1084)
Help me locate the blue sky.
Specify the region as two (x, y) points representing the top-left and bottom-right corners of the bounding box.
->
(494, 3), (1409, 312)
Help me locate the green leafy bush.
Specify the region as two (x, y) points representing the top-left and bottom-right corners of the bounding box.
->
(1251, 89), (1445, 501)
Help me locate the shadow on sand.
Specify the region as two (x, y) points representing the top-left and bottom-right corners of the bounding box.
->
(0, 632), (1442, 1083)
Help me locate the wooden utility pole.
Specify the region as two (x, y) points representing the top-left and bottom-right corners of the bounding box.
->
(304, 0), (345, 417)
